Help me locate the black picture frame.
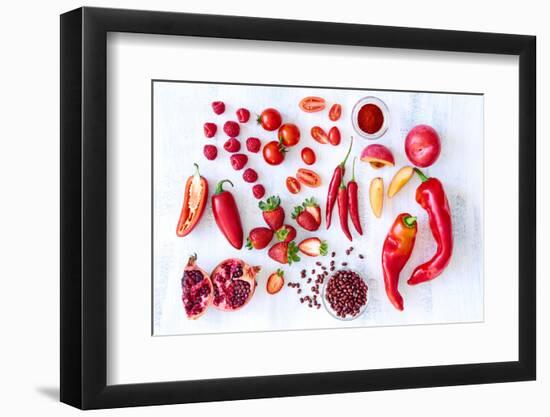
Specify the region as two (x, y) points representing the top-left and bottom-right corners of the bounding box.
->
(60, 6), (536, 410)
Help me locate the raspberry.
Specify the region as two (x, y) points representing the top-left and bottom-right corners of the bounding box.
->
(223, 121), (240, 137)
(236, 108), (250, 123)
(203, 145), (218, 160)
(223, 137), (241, 153)
(242, 168), (258, 183)
(230, 153), (248, 170)
(252, 184), (265, 199)
(203, 122), (217, 138)
(211, 101), (225, 115)
(246, 137), (261, 153)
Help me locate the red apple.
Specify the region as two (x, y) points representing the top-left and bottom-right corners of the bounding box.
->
(360, 144), (395, 169)
(404, 124), (441, 167)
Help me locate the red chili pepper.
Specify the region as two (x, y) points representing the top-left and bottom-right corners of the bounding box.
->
(326, 137), (353, 229)
(347, 157), (362, 235)
(211, 179), (244, 249)
(176, 163), (208, 237)
(382, 213), (417, 311)
(337, 178), (353, 242)
(408, 168), (453, 285)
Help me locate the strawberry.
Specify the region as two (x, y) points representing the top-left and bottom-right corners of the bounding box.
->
(292, 205), (319, 231)
(298, 238), (328, 257)
(252, 184), (265, 199)
(203, 145), (218, 160)
(268, 241), (300, 265)
(236, 108), (250, 123)
(203, 122), (217, 138)
(275, 224), (296, 243)
(223, 121), (240, 137)
(266, 269), (285, 294)
(246, 137), (261, 153)
(223, 137), (241, 153)
(230, 153), (248, 170)
(212, 101), (225, 115)
(259, 195), (285, 230)
(302, 197), (321, 226)
(242, 168), (258, 183)
(246, 227), (274, 250)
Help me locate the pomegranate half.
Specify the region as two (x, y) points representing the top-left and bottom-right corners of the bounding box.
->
(211, 258), (261, 311)
(181, 254), (213, 319)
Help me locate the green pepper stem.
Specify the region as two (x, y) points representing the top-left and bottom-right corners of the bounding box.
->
(193, 163), (200, 177)
(340, 137), (354, 167)
(339, 177), (346, 189)
(403, 215), (417, 228)
(351, 157), (357, 182)
(414, 168), (429, 182)
(215, 179), (234, 194)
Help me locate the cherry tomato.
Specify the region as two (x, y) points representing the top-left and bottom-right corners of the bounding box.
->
(310, 126), (329, 144)
(258, 108), (282, 131)
(301, 147), (316, 165)
(299, 96), (326, 113)
(278, 123), (301, 147)
(329, 103), (342, 121)
(296, 168), (321, 188)
(286, 177), (301, 194)
(263, 140), (286, 165)
(328, 126), (341, 146)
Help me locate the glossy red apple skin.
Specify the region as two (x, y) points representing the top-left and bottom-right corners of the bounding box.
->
(404, 124), (441, 168)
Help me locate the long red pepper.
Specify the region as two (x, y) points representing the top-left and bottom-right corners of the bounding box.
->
(326, 137), (353, 229)
(382, 213), (417, 310)
(211, 179), (244, 249)
(337, 178), (353, 241)
(408, 168), (453, 285)
(347, 157), (363, 235)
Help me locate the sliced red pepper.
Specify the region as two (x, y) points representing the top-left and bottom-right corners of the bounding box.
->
(211, 179), (244, 249)
(176, 163), (208, 237)
(347, 158), (363, 235)
(408, 168), (453, 285)
(382, 213), (417, 310)
(326, 137), (353, 229)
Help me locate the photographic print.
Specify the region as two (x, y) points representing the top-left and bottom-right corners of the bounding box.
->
(152, 80), (483, 336)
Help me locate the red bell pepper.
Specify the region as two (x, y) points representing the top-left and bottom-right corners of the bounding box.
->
(326, 137), (353, 229)
(211, 179), (243, 249)
(176, 163), (208, 237)
(408, 168), (453, 285)
(382, 213), (417, 311)
(347, 157), (363, 235)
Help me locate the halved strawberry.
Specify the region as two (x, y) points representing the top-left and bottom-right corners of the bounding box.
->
(259, 195), (285, 230)
(246, 227), (274, 250)
(268, 241), (300, 265)
(298, 238), (328, 257)
(266, 269), (285, 294)
(275, 224), (296, 243)
(302, 197), (321, 226)
(292, 205), (319, 231)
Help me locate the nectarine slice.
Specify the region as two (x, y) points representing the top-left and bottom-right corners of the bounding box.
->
(369, 177), (384, 218)
(388, 166), (414, 198)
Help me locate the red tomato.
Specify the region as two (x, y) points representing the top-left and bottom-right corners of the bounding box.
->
(258, 108), (282, 131)
(299, 97), (326, 113)
(301, 147), (316, 165)
(329, 103), (342, 121)
(263, 140), (286, 165)
(278, 123), (301, 147)
(286, 177), (301, 194)
(310, 126), (329, 144)
(328, 126), (341, 146)
(296, 168), (321, 188)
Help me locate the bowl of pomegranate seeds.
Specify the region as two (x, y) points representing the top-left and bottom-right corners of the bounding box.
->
(322, 269), (369, 320)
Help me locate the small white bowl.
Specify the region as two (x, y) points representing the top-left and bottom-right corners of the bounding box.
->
(351, 96), (390, 140)
(321, 270), (369, 321)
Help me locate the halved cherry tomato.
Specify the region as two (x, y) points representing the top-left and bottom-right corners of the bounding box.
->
(299, 96), (326, 113)
(328, 126), (341, 146)
(310, 126), (329, 144)
(278, 123), (301, 147)
(176, 163), (208, 237)
(301, 147), (316, 165)
(286, 176), (301, 194)
(329, 103), (342, 121)
(263, 140), (286, 165)
(296, 168), (321, 188)
(257, 108), (282, 131)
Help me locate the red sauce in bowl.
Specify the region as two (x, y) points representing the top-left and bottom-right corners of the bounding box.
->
(357, 104), (384, 134)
